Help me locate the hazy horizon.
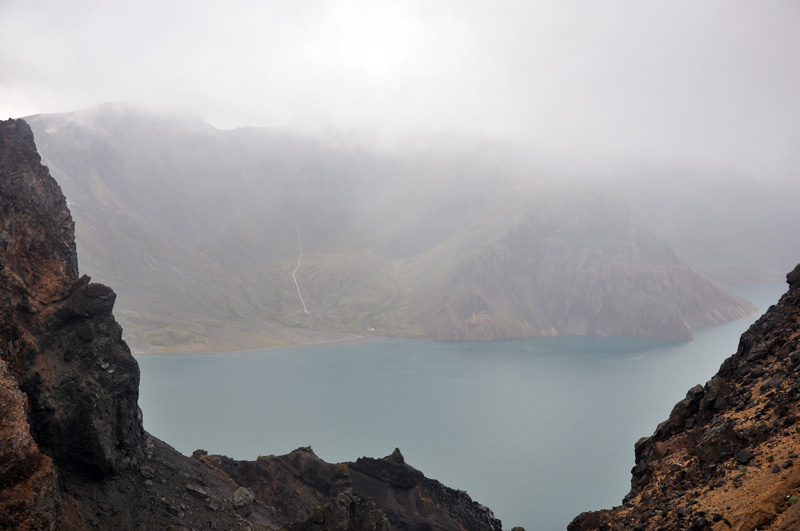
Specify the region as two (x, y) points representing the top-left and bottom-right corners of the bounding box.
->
(2, 1), (799, 181)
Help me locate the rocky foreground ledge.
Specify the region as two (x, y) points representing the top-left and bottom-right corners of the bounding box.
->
(570, 263), (800, 531)
(0, 118), (501, 530)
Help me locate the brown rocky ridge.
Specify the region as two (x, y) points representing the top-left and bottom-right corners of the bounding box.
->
(0, 118), (501, 530)
(570, 263), (800, 531)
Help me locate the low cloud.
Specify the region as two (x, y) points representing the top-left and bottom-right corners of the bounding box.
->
(1, 0), (798, 179)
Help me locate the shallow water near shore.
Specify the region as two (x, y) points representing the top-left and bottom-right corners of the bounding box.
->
(137, 282), (786, 530)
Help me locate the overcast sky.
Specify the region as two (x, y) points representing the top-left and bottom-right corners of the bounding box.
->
(2, 0), (799, 178)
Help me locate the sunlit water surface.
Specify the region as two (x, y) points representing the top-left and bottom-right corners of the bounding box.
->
(137, 283), (785, 531)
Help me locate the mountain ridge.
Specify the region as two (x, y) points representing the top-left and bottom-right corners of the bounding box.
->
(25, 103), (755, 351)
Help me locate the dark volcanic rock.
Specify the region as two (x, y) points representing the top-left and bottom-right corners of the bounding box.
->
(570, 263), (800, 531)
(23, 276), (146, 477)
(285, 463), (389, 531)
(0, 119), (145, 478)
(349, 449), (502, 531)
(210, 447), (503, 531)
(0, 358), (59, 530)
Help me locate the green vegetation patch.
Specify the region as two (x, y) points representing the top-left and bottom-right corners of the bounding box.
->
(144, 326), (205, 348)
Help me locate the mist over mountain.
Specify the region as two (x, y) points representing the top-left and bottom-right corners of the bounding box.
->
(605, 166), (800, 284)
(27, 103), (756, 351)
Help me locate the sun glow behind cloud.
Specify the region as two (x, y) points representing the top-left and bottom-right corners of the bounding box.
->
(1, 0), (799, 177)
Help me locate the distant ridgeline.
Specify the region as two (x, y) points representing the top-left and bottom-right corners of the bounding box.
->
(27, 103), (755, 352)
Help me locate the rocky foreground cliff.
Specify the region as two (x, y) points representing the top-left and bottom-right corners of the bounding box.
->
(0, 118), (501, 530)
(570, 263), (800, 531)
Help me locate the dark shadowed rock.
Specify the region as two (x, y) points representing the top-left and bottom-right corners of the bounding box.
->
(285, 464), (390, 531)
(0, 358), (59, 530)
(0, 119), (145, 478)
(209, 447), (503, 531)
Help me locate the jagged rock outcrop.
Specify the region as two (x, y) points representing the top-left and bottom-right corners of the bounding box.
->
(0, 117), (501, 529)
(1, 118), (145, 478)
(349, 448), (501, 531)
(284, 462), (389, 531)
(206, 447), (502, 531)
(0, 117), (146, 529)
(570, 263), (800, 531)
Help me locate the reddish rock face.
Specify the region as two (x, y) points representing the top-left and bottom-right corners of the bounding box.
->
(0, 119), (146, 528)
(0, 118), (69, 529)
(0, 119), (145, 477)
(0, 359), (59, 530)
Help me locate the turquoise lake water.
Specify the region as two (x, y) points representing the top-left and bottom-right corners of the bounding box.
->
(136, 282), (787, 530)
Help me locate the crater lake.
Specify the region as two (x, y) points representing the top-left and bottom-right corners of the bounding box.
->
(136, 282), (785, 530)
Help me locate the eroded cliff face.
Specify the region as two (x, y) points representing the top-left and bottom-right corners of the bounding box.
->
(0, 117), (502, 530)
(570, 263), (800, 531)
(0, 118), (145, 528)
